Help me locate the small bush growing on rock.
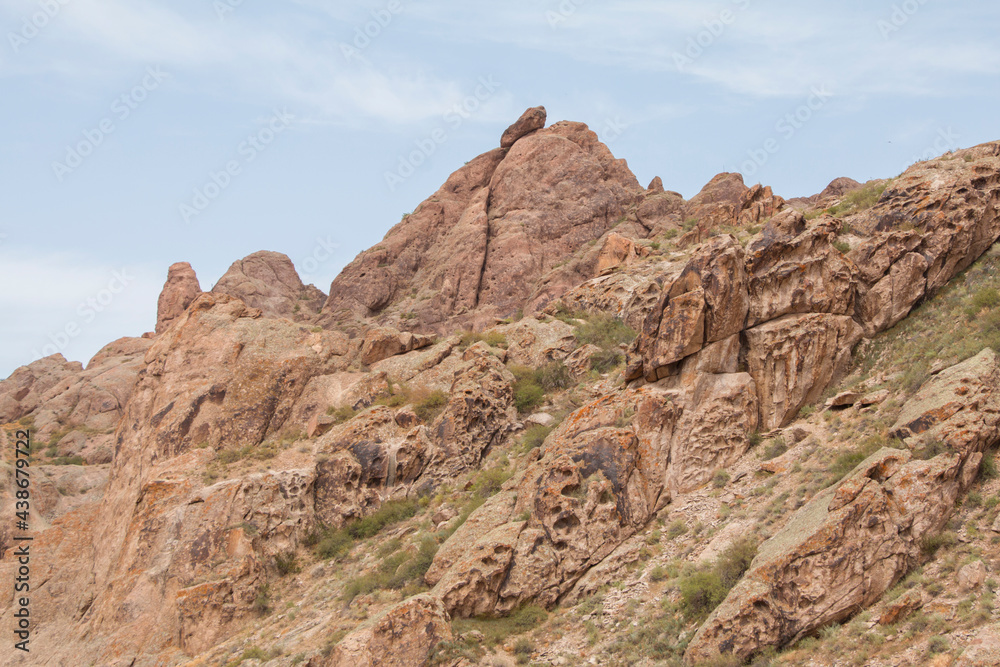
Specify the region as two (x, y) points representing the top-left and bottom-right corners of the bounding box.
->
(326, 405), (358, 424)
(458, 330), (508, 350)
(252, 583), (272, 615)
(452, 605), (548, 646)
(522, 424), (553, 451)
(928, 635), (950, 654)
(314, 499), (420, 560)
(679, 538), (758, 621)
(413, 389), (448, 423)
(920, 530), (957, 557)
(761, 437), (788, 461)
(274, 552), (300, 576)
(712, 469), (731, 488)
(981, 452), (998, 479)
(574, 312), (637, 350)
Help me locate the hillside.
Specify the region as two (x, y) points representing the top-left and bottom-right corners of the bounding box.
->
(2, 107), (1000, 667)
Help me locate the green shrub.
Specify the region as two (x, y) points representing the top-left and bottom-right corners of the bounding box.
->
(928, 635), (950, 654)
(327, 405), (358, 424)
(51, 455), (86, 466)
(510, 365), (546, 414)
(679, 538), (757, 621)
(712, 469), (731, 488)
(274, 552), (300, 576)
(458, 330), (508, 350)
(574, 312), (637, 350)
(981, 452), (997, 479)
(253, 583), (272, 615)
(827, 182), (889, 217)
(314, 499), (420, 560)
(452, 605), (548, 646)
(470, 465), (512, 499)
(413, 390), (448, 423)
(535, 361), (572, 392)
(921, 531), (957, 557)
(522, 424), (552, 451)
(761, 437), (787, 461)
(589, 348), (624, 373)
(667, 520), (688, 539)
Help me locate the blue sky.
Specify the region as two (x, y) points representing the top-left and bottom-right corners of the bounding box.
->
(1, 0), (998, 378)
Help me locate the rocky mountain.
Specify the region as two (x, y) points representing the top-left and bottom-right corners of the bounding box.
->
(2, 108), (1000, 667)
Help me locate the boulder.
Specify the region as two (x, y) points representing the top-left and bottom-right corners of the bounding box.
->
(596, 232), (648, 275)
(500, 105), (547, 148)
(745, 219), (857, 327)
(628, 236), (748, 381)
(360, 327), (434, 366)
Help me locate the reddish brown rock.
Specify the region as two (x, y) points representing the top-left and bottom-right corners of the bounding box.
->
(156, 261), (202, 334)
(858, 251), (929, 335)
(324, 594), (452, 667)
(878, 590), (923, 626)
(360, 327), (435, 366)
(322, 112), (642, 333)
(500, 105), (546, 148)
(628, 236), (748, 381)
(745, 314), (863, 430)
(212, 250), (326, 322)
(746, 219), (857, 327)
(596, 232), (648, 275)
(686, 350), (1000, 664)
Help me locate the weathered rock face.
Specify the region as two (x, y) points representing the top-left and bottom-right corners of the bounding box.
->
(745, 219), (857, 327)
(360, 327), (435, 366)
(322, 595), (452, 667)
(857, 251), (929, 334)
(429, 361), (758, 617)
(0, 294), (356, 665)
(849, 142), (1000, 302)
(745, 314), (862, 430)
(596, 232), (649, 275)
(312, 348), (515, 527)
(0, 338), (152, 463)
(628, 236), (748, 381)
(213, 250), (327, 323)
(685, 349), (1000, 664)
(321, 108), (642, 333)
(156, 261), (202, 334)
(685, 173), (750, 230)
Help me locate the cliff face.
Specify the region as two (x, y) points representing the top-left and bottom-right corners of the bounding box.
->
(2, 111), (1000, 667)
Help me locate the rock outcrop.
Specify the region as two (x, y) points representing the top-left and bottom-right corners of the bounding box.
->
(156, 262), (202, 334)
(213, 250), (327, 322)
(685, 349), (1000, 664)
(321, 108), (643, 333)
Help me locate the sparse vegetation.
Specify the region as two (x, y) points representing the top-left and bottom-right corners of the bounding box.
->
(679, 538), (758, 621)
(312, 499), (421, 560)
(827, 181), (890, 217)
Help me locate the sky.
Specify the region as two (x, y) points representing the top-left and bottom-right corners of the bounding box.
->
(0, 0), (998, 378)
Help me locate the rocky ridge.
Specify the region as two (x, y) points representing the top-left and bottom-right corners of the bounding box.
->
(1, 110), (1000, 667)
